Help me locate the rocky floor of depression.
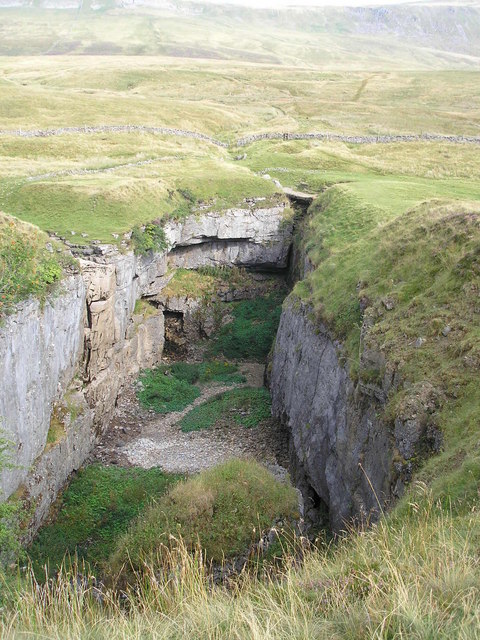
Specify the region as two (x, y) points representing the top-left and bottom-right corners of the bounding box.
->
(91, 361), (289, 478)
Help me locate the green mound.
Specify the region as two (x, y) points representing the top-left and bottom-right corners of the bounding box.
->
(28, 465), (180, 577)
(108, 459), (298, 583)
(180, 387), (271, 432)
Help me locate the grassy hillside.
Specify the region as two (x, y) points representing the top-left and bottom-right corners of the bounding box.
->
(0, 58), (479, 241)
(0, 2), (480, 67)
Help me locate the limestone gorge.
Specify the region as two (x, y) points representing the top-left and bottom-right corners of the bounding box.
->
(0, 198), (293, 529)
(0, 188), (459, 540)
(1, 0), (480, 636)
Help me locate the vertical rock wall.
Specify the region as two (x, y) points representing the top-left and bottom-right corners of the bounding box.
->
(270, 298), (393, 532)
(0, 276), (86, 500)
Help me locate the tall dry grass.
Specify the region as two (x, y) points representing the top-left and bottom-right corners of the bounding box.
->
(2, 486), (480, 639)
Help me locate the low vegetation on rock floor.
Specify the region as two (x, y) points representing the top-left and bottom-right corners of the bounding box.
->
(27, 465), (181, 578)
(180, 387), (271, 432)
(137, 361), (246, 414)
(207, 293), (285, 361)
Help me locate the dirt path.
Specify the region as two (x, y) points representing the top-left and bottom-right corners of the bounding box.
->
(91, 362), (289, 476)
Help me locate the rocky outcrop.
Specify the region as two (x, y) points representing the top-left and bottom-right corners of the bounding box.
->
(165, 202), (292, 270)
(270, 296), (444, 532)
(80, 249), (168, 425)
(23, 391), (94, 535)
(0, 276), (86, 500)
(270, 299), (392, 532)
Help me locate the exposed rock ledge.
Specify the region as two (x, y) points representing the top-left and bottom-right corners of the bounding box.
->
(0, 201), (292, 536)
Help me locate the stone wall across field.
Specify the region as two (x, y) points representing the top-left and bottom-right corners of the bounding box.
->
(235, 131), (480, 147)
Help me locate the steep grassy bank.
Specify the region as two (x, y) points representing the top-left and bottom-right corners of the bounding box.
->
(0, 212), (72, 317)
(293, 189), (480, 498)
(2, 487), (479, 638)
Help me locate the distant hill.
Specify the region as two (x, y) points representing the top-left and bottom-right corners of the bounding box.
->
(0, 0), (479, 67)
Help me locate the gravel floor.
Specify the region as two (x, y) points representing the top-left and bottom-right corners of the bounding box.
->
(91, 362), (289, 476)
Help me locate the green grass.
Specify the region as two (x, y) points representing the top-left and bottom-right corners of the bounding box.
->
(107, 459), (299, 583)
(5, 486), (480, 638)
(0, 150), (278, 242)
(0, 212), (70, 317)
(27, 464), (180, 577)
(180, 387), (271, 433)
(137, 368), (201, 414)
(208, 292), (285, 361)
(163, 361), (246, 386)
(137, 361), (246, 414)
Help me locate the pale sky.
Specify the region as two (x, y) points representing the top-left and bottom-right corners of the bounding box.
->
(190, 0), (419, 6)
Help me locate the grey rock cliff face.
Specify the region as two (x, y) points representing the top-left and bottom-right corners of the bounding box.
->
(165, 204), (292, 270)
(0, 276), (85, 499)
(270, 299), (392, 532)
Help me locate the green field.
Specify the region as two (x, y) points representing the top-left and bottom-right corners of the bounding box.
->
(0, 51), (479, 241)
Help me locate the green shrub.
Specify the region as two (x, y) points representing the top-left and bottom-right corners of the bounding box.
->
(131, 223), (167, 256)
(180, 387), (271, 432)
(208, 293), (284, 361)
(108, 459), (298, 582)
(0, 216), (65, 317)
(28, 464), (180, 577)
(0, 501), (23, 569)
(137, 369), (201, 413)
